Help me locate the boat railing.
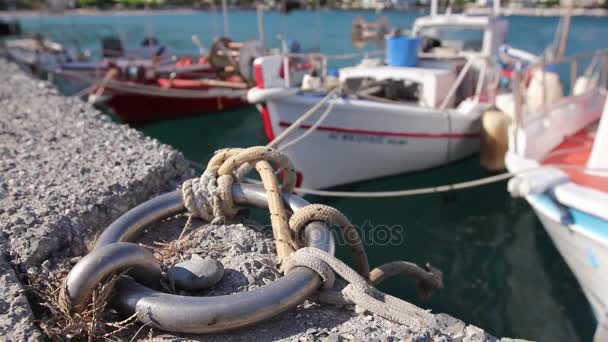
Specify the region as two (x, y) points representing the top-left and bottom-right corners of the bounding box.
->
(278, 50), (385, 88)
(280, 50), (495, 110)
(510, 49), (608, 155)
(511, 49), (608, 129)
(439, 54), (496, 110)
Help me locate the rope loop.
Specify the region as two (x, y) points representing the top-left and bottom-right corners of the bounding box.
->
(182, 165), (230, 224)
(217, 146), (297, 192)
(285, 247), (437, 328)
(289, 204), (370, 279)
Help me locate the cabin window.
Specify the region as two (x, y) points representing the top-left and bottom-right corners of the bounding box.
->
(418, 26), (484, 53)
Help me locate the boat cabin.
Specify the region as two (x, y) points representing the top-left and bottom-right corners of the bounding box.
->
(337, 15), (508, 110)
(250, 14), (509, 111)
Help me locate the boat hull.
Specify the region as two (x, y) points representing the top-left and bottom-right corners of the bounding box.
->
(528, 194), (608, 321)
(103, 93), (247, 125)
(53, 70), (95, 95)
(263, 93), (483, 189)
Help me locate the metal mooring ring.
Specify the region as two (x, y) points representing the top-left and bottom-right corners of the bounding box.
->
(64, 183), (333, 334)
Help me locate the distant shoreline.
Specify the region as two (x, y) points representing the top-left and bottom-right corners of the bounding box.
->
(2, 6), (607, 18)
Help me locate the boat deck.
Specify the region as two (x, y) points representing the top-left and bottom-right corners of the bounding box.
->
(542, 123), (608, 193)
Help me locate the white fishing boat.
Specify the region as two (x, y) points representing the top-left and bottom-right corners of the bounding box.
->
(246, 8), (526, 189)
(505, 48), (608, 341)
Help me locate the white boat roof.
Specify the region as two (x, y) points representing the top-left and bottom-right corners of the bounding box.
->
(413, 14), (502, 30)
(412, 14), (508, 57)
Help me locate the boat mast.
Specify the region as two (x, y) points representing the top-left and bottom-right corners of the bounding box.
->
(211, 1), (219, 39)
(144, 4), (155, 40)
(557, 8), (572, 60)
(222, 0), (230, 37)
(315, 0), (321, 51)
(256, 1), (265, 45)
(430, 0), (438, 16)
(493, 0), (500, 16)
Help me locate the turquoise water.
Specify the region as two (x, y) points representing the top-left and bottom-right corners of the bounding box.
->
(19, 11), (608, 341)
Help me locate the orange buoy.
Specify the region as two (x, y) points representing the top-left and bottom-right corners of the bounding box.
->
(480, 108), (510, 172)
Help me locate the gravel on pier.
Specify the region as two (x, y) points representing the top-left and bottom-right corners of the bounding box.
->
(0, 59), (528, 341)
(0, 59), (191, 341)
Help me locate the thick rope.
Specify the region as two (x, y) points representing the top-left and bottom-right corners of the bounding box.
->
(267, 88), (341, 149)
(284, 247), (437, 328)
(234, 88), (340, 182)
(278, 101), (335, 151)
(289, 204), (370, 279)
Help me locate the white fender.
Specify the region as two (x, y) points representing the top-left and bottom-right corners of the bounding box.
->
(247, 87), (299, 104)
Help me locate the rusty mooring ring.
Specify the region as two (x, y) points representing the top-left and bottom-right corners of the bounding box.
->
(62, 183), (333, 333)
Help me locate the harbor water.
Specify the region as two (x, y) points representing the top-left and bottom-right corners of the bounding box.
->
(20, 11), (608, 341)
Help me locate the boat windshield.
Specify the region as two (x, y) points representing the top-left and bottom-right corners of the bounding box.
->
(418, 26), (484, 52)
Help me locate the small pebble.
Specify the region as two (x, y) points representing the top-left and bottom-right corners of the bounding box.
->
(167, 255), (224, 291)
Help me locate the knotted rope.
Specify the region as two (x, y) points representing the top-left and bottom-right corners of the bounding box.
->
(181, 145), (444, 326)
(182, 146), (297, 264)
(289, 204), (370, 279)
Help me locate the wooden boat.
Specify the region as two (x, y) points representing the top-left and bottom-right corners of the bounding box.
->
(95, 75), (248, 124)
(248, 12), (523, 189)
(52, 36), (178, 95)
(505, 48), (608, 341)
(76, 38), (263, 124)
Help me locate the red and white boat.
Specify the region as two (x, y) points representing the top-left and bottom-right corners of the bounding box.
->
(505, 49), (608, 341)
(248, 13), (514, 189)
(58, 38), (262, 124)
(96, 73), (248, 124)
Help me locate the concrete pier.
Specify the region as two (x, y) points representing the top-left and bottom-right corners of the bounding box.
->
(0, 59), (524, 341)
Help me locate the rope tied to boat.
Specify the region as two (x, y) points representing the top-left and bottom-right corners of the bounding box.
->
(283, 247), (438, 328)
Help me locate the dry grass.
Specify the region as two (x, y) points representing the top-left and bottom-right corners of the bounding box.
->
(25, 216), (212, 341)
(27, 260), (143, 341)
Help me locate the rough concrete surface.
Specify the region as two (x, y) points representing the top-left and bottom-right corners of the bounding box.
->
(0, 235), (42, 342)
(0, 59), (192, 340)
(0, 59), (528, 341)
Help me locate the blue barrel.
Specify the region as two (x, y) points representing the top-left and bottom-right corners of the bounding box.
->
(386, 36), (420, 67)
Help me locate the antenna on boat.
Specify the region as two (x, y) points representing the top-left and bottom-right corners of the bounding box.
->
(221, 0), (230, 37)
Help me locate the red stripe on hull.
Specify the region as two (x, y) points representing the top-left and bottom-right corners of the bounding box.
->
(260, 104), (275, 141)
(278, 121), (479, 139)
(104, 94), (246, 124)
